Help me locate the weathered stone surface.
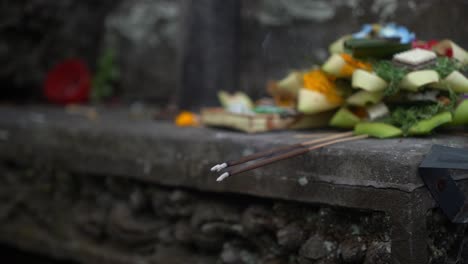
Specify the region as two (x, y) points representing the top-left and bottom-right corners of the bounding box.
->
(103, 0), (183, 103)
(363, 241), (391, 264)
(242, 205), (275, 234)
(276, 222), (306, 251)
(1, 105), (466, 194)
(426, 209), (468, 264)
(338, 236), (367, 263)
(299, 234), (336, 260)
(0, 159), (389, 264)
(0, 106), (467, 263)
(179, 0), (239, 109)
(220, 242), (258, 264)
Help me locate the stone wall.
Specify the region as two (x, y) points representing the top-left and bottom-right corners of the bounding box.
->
(1, 0), (468, 105)
(1, 143), (468, 263)
(103, 0), (183, 104)
(1, 105), (468, 263)
(0, 159), (391, 264)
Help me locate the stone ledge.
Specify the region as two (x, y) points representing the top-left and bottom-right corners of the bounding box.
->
(0, 105), (467, 263)
(0, 105), (467, 195)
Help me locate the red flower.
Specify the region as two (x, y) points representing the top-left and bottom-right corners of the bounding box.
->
(44, 59), (91, 105)
(444, 48), (453, 57)
(412, 40), (439, 50)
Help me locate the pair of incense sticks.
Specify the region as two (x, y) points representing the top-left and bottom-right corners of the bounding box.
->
(211, 132), (368, 182)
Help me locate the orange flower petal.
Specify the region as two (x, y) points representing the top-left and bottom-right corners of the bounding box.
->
(339, 54), (372, 77)
(303, 70), (343, 104)
(175, 111), (199, 127)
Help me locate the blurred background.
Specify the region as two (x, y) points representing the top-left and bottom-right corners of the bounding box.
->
(1, 0), (467, 110)
(0, 0), (467, 262)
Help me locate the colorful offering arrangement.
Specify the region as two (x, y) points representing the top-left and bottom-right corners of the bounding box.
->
(209, 23), (468, 181)
(266, 23), (468, 138)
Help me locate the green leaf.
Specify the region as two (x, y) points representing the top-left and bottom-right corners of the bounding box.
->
(91, 48), (119, 103)
(373, 60), (409, 96)
(408, 111), (452, 135)
(354, 122), (403, 138)
(431, 57), (463, 79)
(380, 93), (457, 135)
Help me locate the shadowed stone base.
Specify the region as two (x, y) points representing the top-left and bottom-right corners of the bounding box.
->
(0, 161), (391, 264)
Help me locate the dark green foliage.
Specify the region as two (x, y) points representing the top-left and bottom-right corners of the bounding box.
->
(431, 57), (464, 79)
(91, 48), (119, 102)
(386, 103), (445, 134)
(373, 60), (409, 96)
(373, 57), (467, 98)
(381, 90), (457, 135)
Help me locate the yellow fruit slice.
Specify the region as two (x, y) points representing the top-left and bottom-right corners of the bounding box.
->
(400, 70), (440, 92)
(352, 69), (388, 92)
(322, 54), (346, 77)
(297, 89), (341, 114)
(347, 90), (384, 107)
(329, 107), (361, 129)
(431, 71), (468, 93)
(277, 71), (303, 95)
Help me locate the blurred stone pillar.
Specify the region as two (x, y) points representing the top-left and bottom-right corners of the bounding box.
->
(103, 0), (182, 104)
(180, 0), (240, 110)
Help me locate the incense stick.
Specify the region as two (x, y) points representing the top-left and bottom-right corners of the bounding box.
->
(216, 134), (368, 181)
(294, 132), (341, 139)
(210, 132), (353, 172)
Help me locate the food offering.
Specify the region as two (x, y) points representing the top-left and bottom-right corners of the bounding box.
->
(270, 23), (468, 138)
(200, 23), (468, 137)
(209, 23), (468, 181)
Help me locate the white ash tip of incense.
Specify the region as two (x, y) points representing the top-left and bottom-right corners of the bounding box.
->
(216, 172), (230, 182)
(210, 164), (220, 171)
(210, 163), (227, 172)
